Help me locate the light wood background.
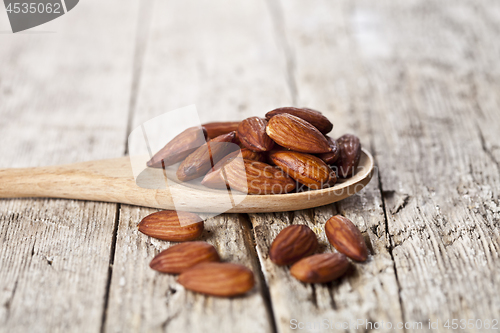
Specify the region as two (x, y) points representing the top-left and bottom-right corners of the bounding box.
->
(1, 0), (499, 332)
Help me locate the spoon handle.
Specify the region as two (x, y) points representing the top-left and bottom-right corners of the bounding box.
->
(0, 157), (166, 207)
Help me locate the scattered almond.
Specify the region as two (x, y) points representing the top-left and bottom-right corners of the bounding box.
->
(290, 253), (350, 283)
(150, 242), (220, 274)
(138, 210), (204, 242)
(325, 215), (368, 262)
(269, 225), (319, 265)
(178, 262), (255, 297)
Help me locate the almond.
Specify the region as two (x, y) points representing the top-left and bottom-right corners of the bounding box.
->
(177, 132), (238, 181)
(178, 262), (255, 297)
(317, 136), (340, 165)
(200, 159), (230, 189)
(224, 158), (296, 195)
(335, 134), (361, 178)
(269, 225), (318, 265)
(323, 171), (337, 188)
(201, 149), (265, 189)
(265, 107), (333, 134)
(268, 151), (336, 189)
(202, 121), (240, 139)
(266, 113), (331, 153)
(147, 126), (207, 168)
(290, 253), (350, 283)
(265, 144), (289, 165)
(239, 148), (266, 162)
(325, 215), (368, 262)
(138, 210), (204, 241)
(150, 242), (220, 274)
(237, 117), (274, 152)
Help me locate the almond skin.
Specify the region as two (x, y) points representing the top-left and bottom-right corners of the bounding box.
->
(202, 121), (240, 138)
(147, 126), (207, 168)
(269, 225), (319, 265)
(266, 113), (331, 153)
(178, 262), (255, 297)
(317, 136), (340, 165)
(268, 151), (336, 189)
(290, 253), (350, 283)
(138, 210), (204, 242)
(265, 145), (290, 165)
(200, 158), (230, 189)
(239, 148), (266, 162)
(177, 132), (238, 181)
(323, 171), (338, 188)
(325, 215), (368, 262)
(224, 158), (296, 195)
(265, 107), (333, 134)
(201, 149), (265, 189)
(150, 242), (220, 274)
(335, 134), (361, 178)
(237, 117), (274, 152)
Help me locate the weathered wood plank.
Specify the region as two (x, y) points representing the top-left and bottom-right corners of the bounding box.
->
(248, 1), (404, 332)
(351, 0), (500, 330)
(105, 0), (287, 331)
(0, 0), (139, 331)
(0, 199), (118, 332)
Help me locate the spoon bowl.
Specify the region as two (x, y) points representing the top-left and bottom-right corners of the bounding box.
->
(0, 149), (374, 213)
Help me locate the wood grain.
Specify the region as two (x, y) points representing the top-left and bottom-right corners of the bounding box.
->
(359, 0), (500, 328)
(0, 199), (118, 332)
(0, 0), (139, 331)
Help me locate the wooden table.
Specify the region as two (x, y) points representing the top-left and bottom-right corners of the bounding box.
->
(1, 0), (499, 332)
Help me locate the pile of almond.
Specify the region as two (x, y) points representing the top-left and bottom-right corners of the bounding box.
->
(138, 106), (367, 298)
(139, 210), (367, 296)
(147, 107), (362, 194)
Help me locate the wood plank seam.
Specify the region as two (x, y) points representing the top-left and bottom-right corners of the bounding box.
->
(99, 205), (121, 333)
(241, 213), (279, 333)
(265, 0), (299, 105)
(364, 66), (414, 328)
(372, 145), (408, 332)
(123, 0), (156, 156)
(99, 1), (156, 330)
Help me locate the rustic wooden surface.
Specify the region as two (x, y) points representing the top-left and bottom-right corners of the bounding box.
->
(1, 0), (499, 333)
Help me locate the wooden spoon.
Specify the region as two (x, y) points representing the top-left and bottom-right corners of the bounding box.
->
(0, 149), (374, 213)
